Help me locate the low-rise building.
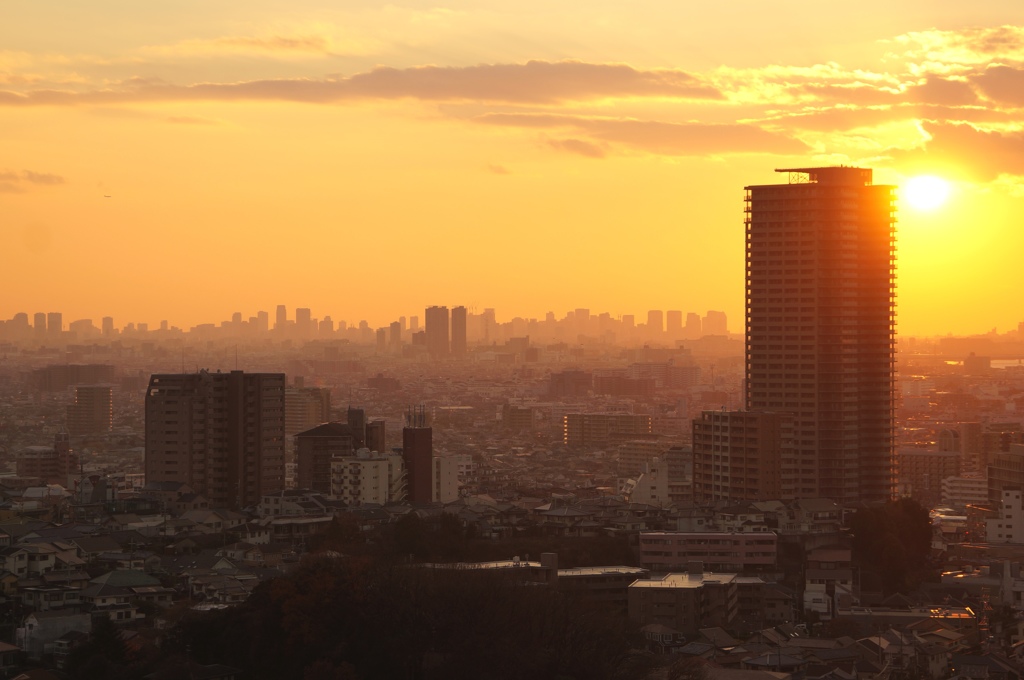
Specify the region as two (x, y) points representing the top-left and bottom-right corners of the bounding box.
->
(638, 531), (777, 573)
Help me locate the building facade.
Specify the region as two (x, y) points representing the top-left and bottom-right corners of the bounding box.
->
(145, 370), (286, 509)
(745, 166), (896, 503)
(692, 410), (792, 501)
(295, 422), (354, 493)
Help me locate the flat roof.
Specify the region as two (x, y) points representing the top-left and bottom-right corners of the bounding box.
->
(630, 572), (736, 589)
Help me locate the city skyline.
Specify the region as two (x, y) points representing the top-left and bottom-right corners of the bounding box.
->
(4, 4), (1024, 336)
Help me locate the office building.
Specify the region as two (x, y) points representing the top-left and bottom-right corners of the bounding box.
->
(46, 312), (62, 339)
(425, 306), (449, 358)
(702, 311), (727, 336)
(666, 310), (683, 337)
(745, 166), (896, 503)
(647, 310), (664, 335)
(295, 308), (312, 339)
(33, 313), (46, 339)
(145, 370), (285, 509)
(685, 313), (701, 339)
(275, 305), (287, 332)
(451, 306), (467, 356)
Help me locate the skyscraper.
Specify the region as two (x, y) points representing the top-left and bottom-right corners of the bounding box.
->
(145, 370), (285, 509)
(451, 306), (467, 356)
(425, 306), (450, 358)
(745, 166), (895, 503)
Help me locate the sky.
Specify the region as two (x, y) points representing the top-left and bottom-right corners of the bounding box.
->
(3, 1), (1024, 337)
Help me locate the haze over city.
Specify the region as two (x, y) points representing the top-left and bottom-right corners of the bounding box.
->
(4, 2), (1024, 335)
(7, 2), (1024, 679)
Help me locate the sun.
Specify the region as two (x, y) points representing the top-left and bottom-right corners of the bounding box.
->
(903, 175), (951, 211)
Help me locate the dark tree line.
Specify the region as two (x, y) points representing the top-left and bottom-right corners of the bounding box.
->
(848, 498), (934, 595)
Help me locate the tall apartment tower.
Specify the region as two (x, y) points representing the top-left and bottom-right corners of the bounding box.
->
(425, 306), (450, 358)
(145, 370), (286, 509)
(451, 306), (468, 356)
(745, 166), (895, 503)
(67, 385), (114, 436)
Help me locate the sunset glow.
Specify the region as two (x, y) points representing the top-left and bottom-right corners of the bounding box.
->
(2, 4), (1024, 336)
(903, 176), (951, 211)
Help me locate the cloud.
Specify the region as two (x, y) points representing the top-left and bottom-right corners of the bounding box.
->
(972, 65), (1024, 106)
(893, 26), (1024, 68)
(478, 113), (809, 156)
(0, 60), (722, 107)
(486, 164), (510, 175)
(0, 170), (66, 190)
(546, 138), (607, 158)
(888, 122), (1024, 181)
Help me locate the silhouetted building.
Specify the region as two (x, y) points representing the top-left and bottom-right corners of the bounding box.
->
(685, 313), (701, 338)
(647, 310), (664, 336)
(549, 370), (592, 398)
(702, 310), (727, 336)
(563, 413), (653, 447)
(451, 306), (467, 356)
(296, 422), (354, 494)
(366, 419), (386, 454)
(67, 385), (113, 436)
(17, 430), (78, 485)
(666, 310), (683, 337)
(745, 166), (896, 503)
(47, 312), (62, 339)
(347, 407), (366, 449)
(403, 408), (433, 503)
(425, 306), (449, 358)
(284, 386), (331, 439)
(145, 370), (285, 509)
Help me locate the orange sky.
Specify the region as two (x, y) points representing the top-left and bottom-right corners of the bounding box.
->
(3, 2), (1024, 336)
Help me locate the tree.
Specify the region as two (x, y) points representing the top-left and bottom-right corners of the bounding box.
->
(848, 498), (933, 594)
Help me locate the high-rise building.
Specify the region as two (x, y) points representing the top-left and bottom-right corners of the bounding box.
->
(47, 312), (62, 338)
(296, 422), (354, 493)
(425, 306), (450, 358)
(145, 370), (285, 509)
(295, 307), (312, 339)
(692, 410), (792, 501)
(102, 317), (115, 337)
(451, 306), (467, 356)
(33, 313), (46, 339)
(285, 386), (331, 439)
(347, 407), (367, 449)
(67, 385), (113, 436)
(702, 311), (727, 336)
(403, 407), (433, 503)
(745, 166), (895, 503)
(366, 419), (386, 454)
(647, 310), (664, 335)
(275, 305), (287, 332)
(685, 313), (701, 339)
(666, 311), (683, 337)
